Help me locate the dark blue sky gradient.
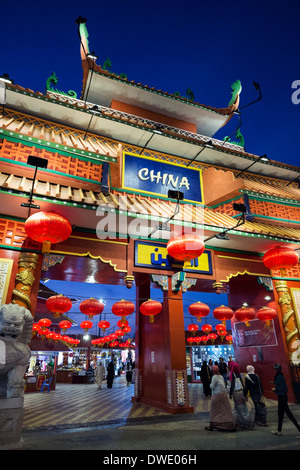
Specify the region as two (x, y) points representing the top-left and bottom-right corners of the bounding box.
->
(1, 0), (300, 168)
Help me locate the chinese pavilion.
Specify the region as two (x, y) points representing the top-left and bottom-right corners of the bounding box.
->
(0, 17), (300, 423)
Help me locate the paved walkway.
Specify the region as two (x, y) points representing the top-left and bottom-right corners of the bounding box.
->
(20, 376), (300, 451)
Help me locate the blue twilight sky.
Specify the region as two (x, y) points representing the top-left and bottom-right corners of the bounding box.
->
(1, 0), (300, 169)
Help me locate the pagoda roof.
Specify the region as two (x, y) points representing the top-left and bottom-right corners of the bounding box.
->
(1, 99), (300, 183)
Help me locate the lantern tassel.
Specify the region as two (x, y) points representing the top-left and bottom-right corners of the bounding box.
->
(245, 321), (250, 327)
(42, 240), (51, 253)
(150, 315), (154, 323)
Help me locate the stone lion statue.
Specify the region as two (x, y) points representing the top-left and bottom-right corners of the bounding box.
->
(0, 303), (33, 398)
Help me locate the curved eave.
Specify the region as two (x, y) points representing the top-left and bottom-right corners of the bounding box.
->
(81, 59), (238, 137)
(4, 86), (300, 181)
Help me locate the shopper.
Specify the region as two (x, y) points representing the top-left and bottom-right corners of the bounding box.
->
(200, 361), (211, 397)
(218, 357), (228, 387)
(107, 360), (115, 388)
(125, 359), (133, 386)
(95, 362), (105, 389)
(271, 363), (300, 436)
(205, 365), (236, 432)
(229, 362), (254, 430)
(244, 365), (268, 426)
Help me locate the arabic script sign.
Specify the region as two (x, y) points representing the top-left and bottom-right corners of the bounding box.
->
(122, 152), (204, 204)
(134, 240), (212, 274)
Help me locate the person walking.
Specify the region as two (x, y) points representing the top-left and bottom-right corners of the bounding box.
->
(94, 362), (105, 389)
(219, 357), (228, 387)
(200, 361), (211, 397)
(244, 365), (268, 426)
(205, 365), (236, 432)
(271, 363), (300, 436)
(125, 359), (133, 386)
(107, 360), (115, 389)
(229, 362), (254, 430)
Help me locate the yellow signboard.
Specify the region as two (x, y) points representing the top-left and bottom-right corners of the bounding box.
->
(134, 241), (212, 274)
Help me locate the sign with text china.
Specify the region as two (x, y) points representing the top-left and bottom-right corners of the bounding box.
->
(122, 152), (204, 204)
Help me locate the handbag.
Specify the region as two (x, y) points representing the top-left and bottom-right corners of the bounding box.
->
(257, 374), (266, 407)
(233, 373), (243, 391)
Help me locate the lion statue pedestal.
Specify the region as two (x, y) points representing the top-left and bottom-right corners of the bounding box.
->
(0, 303), (33, 449)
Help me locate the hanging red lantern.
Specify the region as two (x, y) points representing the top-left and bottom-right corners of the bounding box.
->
(234, 306), (256, 326)
(80, 320), (93, 333)
(59, 320), (72, 333)
(123, 326), (131, 335)
(112, 299), (135, 322)
(109, 333), (118, 341)
(39, 328), (50, 339)
(80, 298), (104, 319)
(215, 323), (226, 332)
(32, 323), (40, 335)
(188, 301), (210, 322)
(167, 234), (205, 262)
(188, 324), (199, 335)
(46, 294), (72, 318)
(217, 329), (227, 342)
(46, 331), (56, 341)
(140, 299), (162, 323)
(117, 319), (128, 328)
(201, 335), (209, 344)
(187, 337), (195, 344)
(263, 246), (299, 276)
(194, 336), (202, 344)
(202, 324), (212, 334)
(213, 305), (233, 326)
(256, 306), (277, 326)
(53, 333), (62, 341)
(25, 211), (72, 253)
(38, 318), (51, 330)
(208, 332), (217, 343)
(226, 334), (233, 344)
(98, 320), (110, 333)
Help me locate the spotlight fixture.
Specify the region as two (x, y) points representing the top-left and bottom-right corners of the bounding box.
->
(215, 232), (230, 240)
(0, 73), (13, 84)
(20, 155), (48, 215)
(235, 154), (270, 178)
(232, 203), (246, 213)
(87, 51), (98, 61)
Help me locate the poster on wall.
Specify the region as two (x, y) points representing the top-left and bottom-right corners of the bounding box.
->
(233, 319), (277, 348)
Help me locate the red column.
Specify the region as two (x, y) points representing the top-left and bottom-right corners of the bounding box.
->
(133, 274), (193, 414)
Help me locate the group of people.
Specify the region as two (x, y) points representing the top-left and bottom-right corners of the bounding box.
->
(94, 358), (135, 389)
(204, 359), (300, 437)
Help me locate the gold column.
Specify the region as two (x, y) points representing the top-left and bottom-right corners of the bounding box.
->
(274, 280), (300, 360)
(12, 252), (39, 312)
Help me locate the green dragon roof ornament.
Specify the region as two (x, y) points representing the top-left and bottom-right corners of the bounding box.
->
(45, 72), (77, 98)
(228, 79), (242, 107)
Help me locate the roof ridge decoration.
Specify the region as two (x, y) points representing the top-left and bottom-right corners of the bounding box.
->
(45, 71), (77, 99)
(78, 19), (241, 116)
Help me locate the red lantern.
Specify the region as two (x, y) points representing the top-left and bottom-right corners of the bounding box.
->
(256, 306), (277, 326)
(117, 319), (128, 328)
(80, 298), (104, 319)
(112, 299), (135, 322)
(213, 305), (233, 326)
(202, 324), (212, 334)
(194, 336), (202, 344)
(53, 333), (62, 341)
(98, 320), (110, 333)
(80, 320), (93, 332)
(46, 331), (56, 341)
(187, 337), (195, 344)
(263, 246), (299, 276)
(25, 211), (72, 253)
(201, 335), (209, 344)
(188, 324), (199, 335)
(188, 301), (210, 322)
(38, 318), (51, 330)
(234, 306), (255, 326)
(226, 334), (233, 344)
(32, 323), (40, 335)
(123, 326), (131, 334)
(167, 234), (205, 262)
(208, 332), (217, 343)
(217, 329), (227, 342)
(59, 320), (72, 333)
(215, 323), (226, 331)
(46, 294), (72, 318)
(39, 328), (50, 339)
(140, 299), (162, 323)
